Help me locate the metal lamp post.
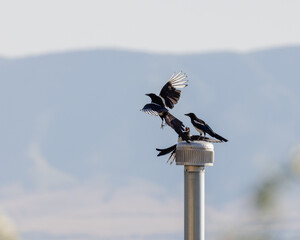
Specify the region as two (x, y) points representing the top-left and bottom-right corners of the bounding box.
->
(176, 141), (214, 240)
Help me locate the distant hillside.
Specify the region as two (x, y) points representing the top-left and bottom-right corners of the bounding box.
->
(1, 46), (300, 239)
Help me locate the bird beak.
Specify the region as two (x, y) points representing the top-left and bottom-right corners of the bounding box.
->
(145, 93), (149, 96)
(184, 113), (189, 116)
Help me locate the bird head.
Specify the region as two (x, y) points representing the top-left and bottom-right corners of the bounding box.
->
(145, 93), (156, 101)
(184, 113), (196, 119)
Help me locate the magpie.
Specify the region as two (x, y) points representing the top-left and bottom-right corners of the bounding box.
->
(141, 100), (190, 142)
(141, 71), (188, 127)
(185, 113), (228, 142)
(141, 102), (190, 142)
(156, 127), (223, 164)
(163, 111), (190, 143)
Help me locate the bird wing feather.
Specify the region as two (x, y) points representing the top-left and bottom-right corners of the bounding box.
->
(164, 112), (190, 142)
(159, 71), (188, 109)
(141, 103), (168, 116)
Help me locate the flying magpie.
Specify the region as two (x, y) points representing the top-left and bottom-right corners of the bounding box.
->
(185, 113), (228, 142)
(141, 71), (188, 127)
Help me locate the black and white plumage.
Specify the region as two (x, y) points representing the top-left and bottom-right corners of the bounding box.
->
(146, 71), (188, 109)
(141, 101), (190, 142)
(141, 102), (190, 143)
(156, 144), (177, 164)
(156, 126), (191, 164)
(163, 112), (190, 143)
(141, 103), (168, 116)
(185, 113), (228, 142)
(141, 71), (188, 127)
(183, 126), (223, 143)
(156, 126), (190, 164)
(156, 127), (223, 164)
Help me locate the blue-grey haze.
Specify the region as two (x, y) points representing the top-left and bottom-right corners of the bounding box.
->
(1, 46), (300, 239)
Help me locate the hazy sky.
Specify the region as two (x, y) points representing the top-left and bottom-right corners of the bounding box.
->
(1, 0), (300, 57)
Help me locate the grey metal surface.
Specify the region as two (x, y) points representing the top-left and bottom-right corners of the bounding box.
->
(180, 141), (214, 240)
(176, 141), (214, 166)
(184, 166), (200, 240)
(199, 167), (205, 240)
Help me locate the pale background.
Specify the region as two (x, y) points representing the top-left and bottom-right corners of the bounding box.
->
(1, 1), (300, 240)
(1, 0), (300, 57)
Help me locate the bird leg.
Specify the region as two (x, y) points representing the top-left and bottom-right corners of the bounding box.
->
(161, 120), (165, 129)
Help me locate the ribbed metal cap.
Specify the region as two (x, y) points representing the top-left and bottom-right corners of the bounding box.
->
(176, 141), (214, 166)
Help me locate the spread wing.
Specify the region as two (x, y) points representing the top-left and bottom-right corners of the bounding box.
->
(159, 71), (188, 109)
(141, 103), (168, 116)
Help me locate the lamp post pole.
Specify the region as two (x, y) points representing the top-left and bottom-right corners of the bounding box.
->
(176, 141), (214, 240)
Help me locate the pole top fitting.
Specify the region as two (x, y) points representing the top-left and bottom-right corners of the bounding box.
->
(176, 141), (214, 166)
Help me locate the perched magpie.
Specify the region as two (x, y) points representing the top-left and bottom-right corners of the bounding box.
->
(185, 113), (228, 142)
(156, 127), (223, 164)
(142, 71), (188, 127)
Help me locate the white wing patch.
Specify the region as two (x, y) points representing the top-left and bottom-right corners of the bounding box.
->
(194, 119), (204, 125)
(158, 95), (166, 107)
(141, 108), (159, 116)
(141, 103), (167, 116)
(194, 126), (204, 135)
(168, 71), (188, 89)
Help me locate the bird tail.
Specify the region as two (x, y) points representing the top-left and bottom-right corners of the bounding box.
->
(168, 151), (176, 165)
(156, 144), (177, 156)
(191, 135), (223, 143)
(214, 133), (228, 142)
(156, 144), (177, 164)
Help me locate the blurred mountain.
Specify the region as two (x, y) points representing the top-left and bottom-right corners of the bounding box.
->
(1, 46), (300, 197)
(1, 46), (300, 239)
